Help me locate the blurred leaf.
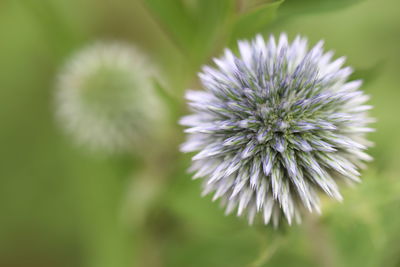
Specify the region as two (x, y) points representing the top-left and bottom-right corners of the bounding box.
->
(143, 0), (233, 65)
(280, 0), (365, 17)
(189, 0), (234, 61)
(322, 170), (399, 267)
(143, 0), (194, 53)
(153, 79), (182, 121)
(350, 61), (385, 87)
(18, 0), (85, 55)
(236, 0), (282, 13)
(230, 0), (284, 43)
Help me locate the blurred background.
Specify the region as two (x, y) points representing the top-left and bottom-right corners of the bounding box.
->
(0, 0), (399, 266)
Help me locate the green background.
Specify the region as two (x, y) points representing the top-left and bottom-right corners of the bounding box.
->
(0, 0), (399, 266)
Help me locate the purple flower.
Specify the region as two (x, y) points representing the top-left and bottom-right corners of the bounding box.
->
(180, 33), (374, 226)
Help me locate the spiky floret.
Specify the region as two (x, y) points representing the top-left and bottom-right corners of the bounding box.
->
(180, 33), (374, 226)
(56, 42), (164, 152)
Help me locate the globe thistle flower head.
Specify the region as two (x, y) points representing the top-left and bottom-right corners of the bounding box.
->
(56, 42), (165, 152)
(180, 33), (373, 226)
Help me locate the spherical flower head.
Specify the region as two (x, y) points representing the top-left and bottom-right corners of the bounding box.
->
(180, 33), (374, 226)
(56, 42), (165, 152)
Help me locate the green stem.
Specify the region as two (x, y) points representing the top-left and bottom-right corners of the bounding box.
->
(305, 215), (338, 267)
(248, 229), (284, 267)
(121, 131), (182, 266)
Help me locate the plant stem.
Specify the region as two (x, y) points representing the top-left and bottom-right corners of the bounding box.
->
(248, 229), (284, 267)
(305, 215), (338, 267)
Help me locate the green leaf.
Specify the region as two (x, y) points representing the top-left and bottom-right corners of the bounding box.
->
(230, 0), (284, 43)
(187, 0), (234, 63)
(143, 0), (195, 53)
(350, 61), (384, 87)
(279, 0), (364, 17)
(143, 0), (234, 65)
(235, 0), (283, 14)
